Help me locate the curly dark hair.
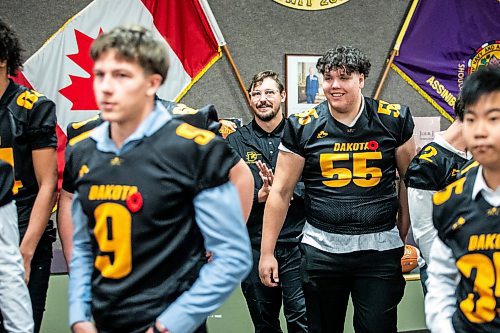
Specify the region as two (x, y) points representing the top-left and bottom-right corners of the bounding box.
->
(316, 46), (371, 77)
(0, 17), (24, 76)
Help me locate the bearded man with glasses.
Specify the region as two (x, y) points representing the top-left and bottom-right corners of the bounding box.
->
(227, 71), (308, 333)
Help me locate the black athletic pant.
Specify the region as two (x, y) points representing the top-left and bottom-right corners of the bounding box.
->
(27, 232), (53, 333)
(300, 244), (405, 333)
(242, 245), (307, 333)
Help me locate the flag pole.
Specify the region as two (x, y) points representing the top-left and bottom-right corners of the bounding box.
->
(373, 0), (420, 99)
(221, 44), (252, 107)
(198, 0), (252, 111)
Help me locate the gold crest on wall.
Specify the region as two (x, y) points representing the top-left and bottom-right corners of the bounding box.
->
(273, 0), (350, 11)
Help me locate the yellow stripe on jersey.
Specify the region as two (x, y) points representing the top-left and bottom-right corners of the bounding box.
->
(69, 130), (93, 147)
(71, 115), (100, 130)
(460, 161), (480, 176)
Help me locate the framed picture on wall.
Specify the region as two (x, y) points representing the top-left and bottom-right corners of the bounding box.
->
(285, 54), (325, 117)
(412, 116), (441, 152)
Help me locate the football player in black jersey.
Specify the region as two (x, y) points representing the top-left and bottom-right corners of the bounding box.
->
(67, 25), (252, 333)
(259, 46), (416, 333)
(405, 98), (471, 293)
(0, 17), (58, 333)
(426, 66), (500, 332)
(58, 103), (252, 267)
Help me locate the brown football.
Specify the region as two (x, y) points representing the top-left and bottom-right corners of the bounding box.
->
(401, 244), (419, 273)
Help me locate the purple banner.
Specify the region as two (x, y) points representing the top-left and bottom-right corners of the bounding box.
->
(392, 0), (500, 121)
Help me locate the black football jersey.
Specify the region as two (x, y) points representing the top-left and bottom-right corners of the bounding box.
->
(281, 97), (414, 234)
(0, 81), (57, 226)
(62, 100), (235, 193)
(405, 141), (469, 191)
(66, 118), (235, 332)
(433, 165), (500, 332)
(0, 160), (14, 207)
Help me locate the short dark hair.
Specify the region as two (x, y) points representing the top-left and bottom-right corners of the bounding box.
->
(91, 25), (169, 83)
(458, 66), (500, 121)
(453, 96), (465, 121)
(247, 70), (284, 93)
(0, 17), (24, 76)
(316, 46), (371, 77)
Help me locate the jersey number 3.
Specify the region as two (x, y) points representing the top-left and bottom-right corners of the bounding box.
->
(94, 203), (132, 279)
(457, 253), (500, 324)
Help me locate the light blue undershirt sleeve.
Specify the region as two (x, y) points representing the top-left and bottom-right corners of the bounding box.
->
(157, 182), (252, 333)
(68, 192), (94, 327)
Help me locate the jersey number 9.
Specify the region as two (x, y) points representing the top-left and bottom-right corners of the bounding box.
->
(94, 203), (132, 279)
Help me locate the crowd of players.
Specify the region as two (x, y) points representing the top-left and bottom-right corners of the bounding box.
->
(0, 15), (499, 333)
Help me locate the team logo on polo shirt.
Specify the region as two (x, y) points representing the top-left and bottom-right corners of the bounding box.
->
(246, 151), (261, 163)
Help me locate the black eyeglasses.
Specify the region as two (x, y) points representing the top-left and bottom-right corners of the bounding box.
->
(249, 89), (279, 100)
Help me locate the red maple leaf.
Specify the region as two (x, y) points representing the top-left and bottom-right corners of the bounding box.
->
(59, 28), (103, 111)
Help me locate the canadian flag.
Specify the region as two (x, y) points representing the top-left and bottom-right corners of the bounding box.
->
(12, 0), (223, 187)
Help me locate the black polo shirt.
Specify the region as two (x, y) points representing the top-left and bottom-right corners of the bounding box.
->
(227, 118), (306, 248)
